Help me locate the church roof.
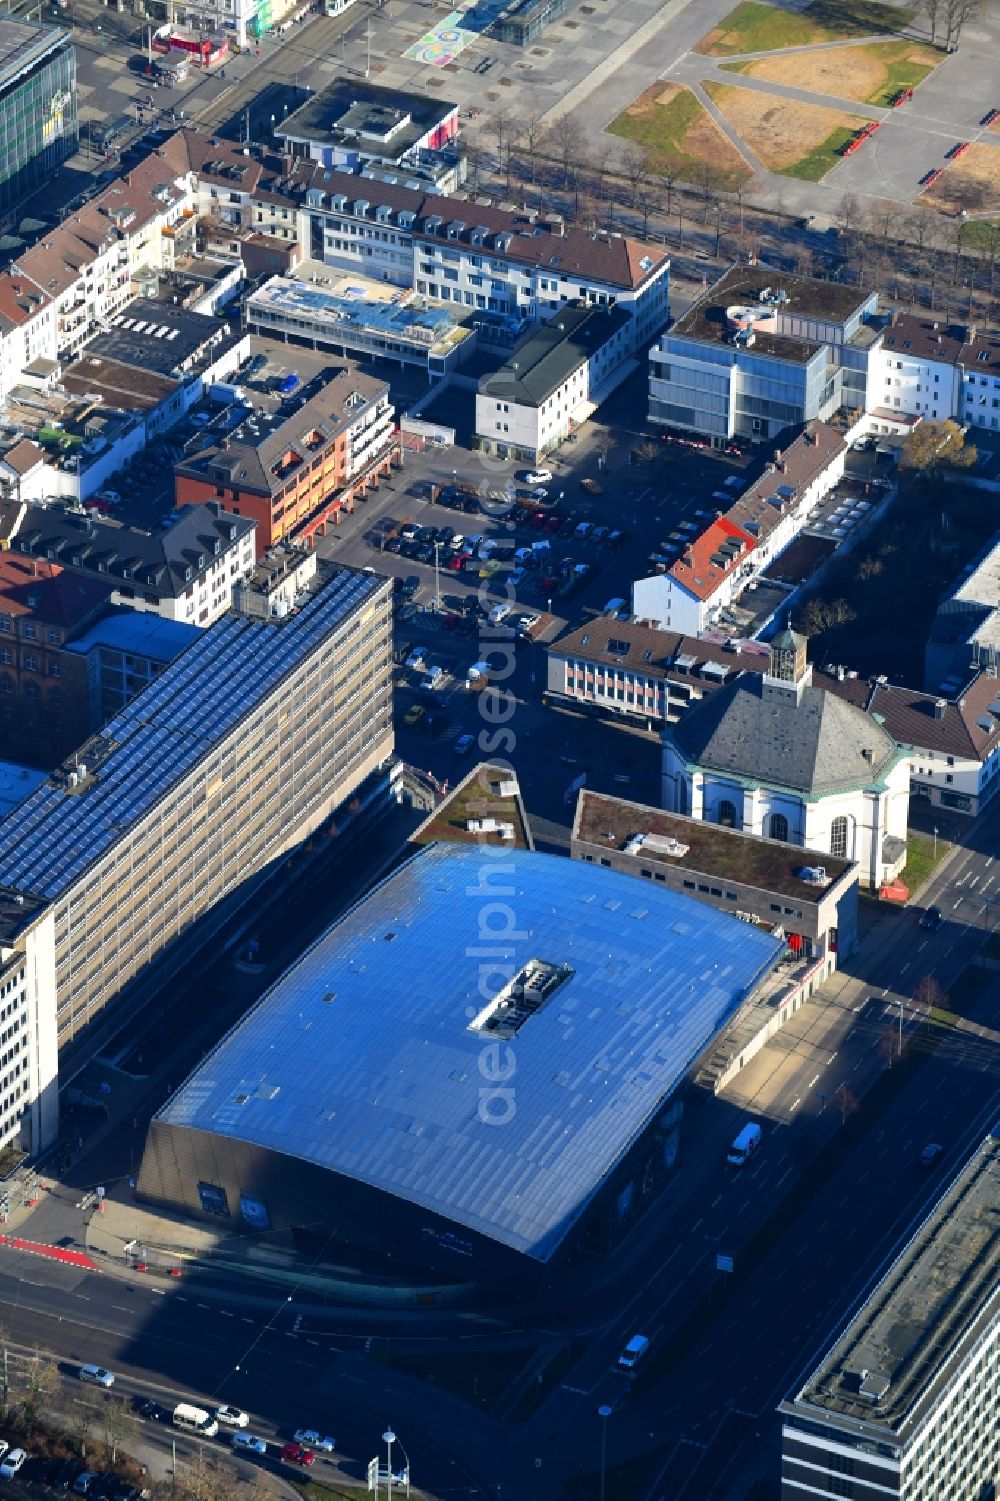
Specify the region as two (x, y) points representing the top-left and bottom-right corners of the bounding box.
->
(773, 624), (806, 656)
(670, 677), (901, 796)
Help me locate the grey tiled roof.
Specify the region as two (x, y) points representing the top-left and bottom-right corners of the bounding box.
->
(671, 677), (901, 795)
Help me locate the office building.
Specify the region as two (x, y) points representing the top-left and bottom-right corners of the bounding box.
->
(0, 19), (77, 221)
(0, 562), (393, 1154)
(546, 619), (770, 728)
(275, 79), (460, 182)
(137, 844), (783, 1281)
(63, 611), (201, 730)
(648, 267), (877, 445)
(246, 265), (474, 376)
(572, 790), (859, 966)
(475, 302), (633, 461)
(779, 1127), (1000, 1501)
(174, 369), (396, 556)
(662, 629), (910, 888)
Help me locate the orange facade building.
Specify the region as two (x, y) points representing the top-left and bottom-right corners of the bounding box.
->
(173, 370), (399, 557)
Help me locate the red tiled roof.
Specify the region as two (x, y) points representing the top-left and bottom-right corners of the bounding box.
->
(0, 551), (112, 627)
(668, 516), (757, 601)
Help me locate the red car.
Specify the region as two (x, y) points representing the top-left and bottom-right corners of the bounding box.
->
(280, 1444), (314, 1468)
(545, 515), (564, 533)
(530, 512), (547, 529)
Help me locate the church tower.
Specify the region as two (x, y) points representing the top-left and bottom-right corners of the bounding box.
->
(763, 624), (811, 705)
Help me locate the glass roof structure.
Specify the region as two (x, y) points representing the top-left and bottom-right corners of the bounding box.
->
(156, 845), (783, 1262)
(0, 567), (381, 903)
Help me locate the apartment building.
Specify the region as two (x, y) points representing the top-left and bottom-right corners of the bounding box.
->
(820, 665), (1000, 818)
(174, 369), (396, 556)
(649, 267), (877, 446)
(0, 552), (111, 766)
(633, 420), (847, 635)
(475, 302), (632, 461)
(0, 561), (394, 1153)
(298, 169), (669, 350)
(869, 312), (1000, 434)
(779, 1127), (1000, 1501)
(546, 619), (770, 727)
(8, 502), (256, 626)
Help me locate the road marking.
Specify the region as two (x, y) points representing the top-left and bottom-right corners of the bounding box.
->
(711, 1194), (723, 1208)
(789, 1096), (801, 1113)
(111, 1305), (130, 1313)
(197, 1303), (210, 1309)
(691, 1218), (703, 1233)
(175, 1296), (189, 1302)
(918, 939), (928, 951)
(73, 1294), (90, 1301)
(242, 1318), (255, 1324)
(808, 1072), (820, 1087)
(285, 1332), (298, 1339)
(953, 899), (962, 909)
(150, 1289), (165, 1295)
(219, 1310), (234, 1317)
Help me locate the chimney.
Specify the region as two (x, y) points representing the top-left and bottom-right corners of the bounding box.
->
(933, 698), (947, 720)
(966, 325), (977, 344)
(773, 448), (782, 463)
(837, 665), (845, 681)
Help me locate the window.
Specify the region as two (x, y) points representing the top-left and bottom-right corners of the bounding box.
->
(830, 815), (848, 859)
(769, 812), (789, 842)
(717, 799), (737, 828)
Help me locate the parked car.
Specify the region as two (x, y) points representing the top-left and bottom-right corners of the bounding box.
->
(232, 1433), (268, 1456)
(279, 1444), (314, 1468)
(215, 1406), (249, 1429)
(403, 704), (425, 727)
(919, 1142), (945, 1169)
(524, 468), (553, 485)
(919, 905), (942, 931)
(79, 1366), (115, 1389)
(454, 733), (475, 756)
(73, 1475), (99, 1496)
(292, 1430), (335, 1453)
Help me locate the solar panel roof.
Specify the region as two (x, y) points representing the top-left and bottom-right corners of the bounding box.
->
(156, 845), (783, 1261)
(0, 567), (381, 901)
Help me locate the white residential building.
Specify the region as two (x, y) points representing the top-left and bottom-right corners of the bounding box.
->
(820, 665), (1000, 818)
(475, 302), (633, 461)
(633, 419), (846, 636)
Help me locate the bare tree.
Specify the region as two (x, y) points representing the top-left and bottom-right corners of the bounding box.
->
(15, 1351), (58, 1443)
(922, 0), (943, 44)
(636, 182), (660, 239)
(545, 114), (584, 190)
(591, 143), (614, 205)
(519, 113), (543, 188)
(487, 108), (509, 170)
(0, 1325), (9, 1419)
(656, 165), (678, 217)
(616, 142), (651, 207)
(103, 1398), (139, 1466)
(835, 190), (863, 244)
(943, 0), (982, 47)
(70, 1402), (100, 1462)
(692, 162), (723, 225)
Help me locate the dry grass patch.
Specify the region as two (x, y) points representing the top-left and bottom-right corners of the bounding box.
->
(607, 82), (751, 188)
(704, 80), (866, 176)
(720, 37), (939, 104)
(917, 144), (1000, 214)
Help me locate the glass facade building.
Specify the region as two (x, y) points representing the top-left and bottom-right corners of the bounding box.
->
(0, 19), (77, 220)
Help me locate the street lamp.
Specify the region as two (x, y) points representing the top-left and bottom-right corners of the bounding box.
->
(933, 824), (939, 858)
(433, 541), (441, 614)
(383, 1429), (395, 1501)
(597, 1406), (613, 1501)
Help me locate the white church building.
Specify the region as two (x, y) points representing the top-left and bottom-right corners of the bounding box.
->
(661, 628), (910, 889)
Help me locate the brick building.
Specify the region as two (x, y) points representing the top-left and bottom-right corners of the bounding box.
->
(0, 552), (111, 766)
(173, 370), (397, 557)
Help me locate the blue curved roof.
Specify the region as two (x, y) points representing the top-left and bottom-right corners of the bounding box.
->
(157, 845), (782, 1261)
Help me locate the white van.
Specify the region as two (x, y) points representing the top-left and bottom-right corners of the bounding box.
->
(79, 1365), (115, 1389)
(173, 1403), (219, 1438)
(726, 1122), (762, 1167)
(617, 1334), (650, 1371)
(488, 602), (511, 626)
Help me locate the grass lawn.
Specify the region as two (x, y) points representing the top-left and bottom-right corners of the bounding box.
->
(292, 1482), (364, 1501)
(780, 123), (860, 178)
(719, 37), (939, 105)
(696, 0), (914, 56)
(703, 80), (864, 177)
(606, 83), (751, 189)
(959, 217), (1000, 253)
(901, 831), (951, 894)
